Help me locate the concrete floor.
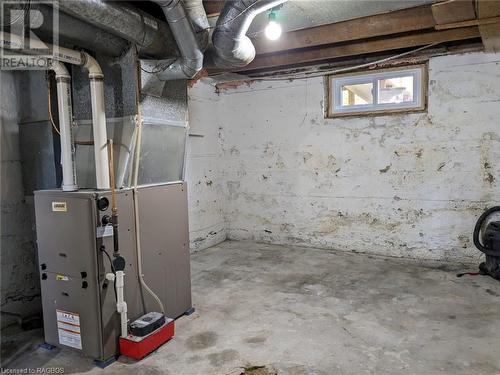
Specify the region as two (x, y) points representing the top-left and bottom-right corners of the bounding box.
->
(3, 241), (500, 374)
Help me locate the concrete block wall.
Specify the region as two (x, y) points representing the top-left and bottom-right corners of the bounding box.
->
(0, 71), (41, 325)
(187, 51), (500, 262)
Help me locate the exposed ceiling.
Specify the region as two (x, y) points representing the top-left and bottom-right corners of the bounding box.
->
(132, 0), (498, 75)
(244, 0), (439, 36)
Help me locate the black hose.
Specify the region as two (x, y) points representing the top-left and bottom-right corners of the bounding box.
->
(101, 246), (118, 301)
(112, 213), (120, 258)
(473, 206), (500, 255)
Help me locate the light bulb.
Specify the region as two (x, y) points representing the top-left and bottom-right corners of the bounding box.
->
(265, 20), (282, 40)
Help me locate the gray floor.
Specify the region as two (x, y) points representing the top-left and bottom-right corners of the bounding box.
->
(3, 241), (500, 374)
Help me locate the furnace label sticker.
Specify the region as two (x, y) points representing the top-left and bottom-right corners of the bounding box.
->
(96, 225), (113, 238)
(56, 309), (82, 350)
(52, 202), (68, 212)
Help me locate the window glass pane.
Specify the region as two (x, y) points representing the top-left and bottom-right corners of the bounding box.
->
(378, 75), (414, 104)
(341, 82), (373, 106)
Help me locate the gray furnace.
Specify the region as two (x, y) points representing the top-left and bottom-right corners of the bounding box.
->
(34, 182), (192, 361)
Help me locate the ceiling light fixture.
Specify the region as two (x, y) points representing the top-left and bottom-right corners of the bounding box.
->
(265, 10), (282, 41)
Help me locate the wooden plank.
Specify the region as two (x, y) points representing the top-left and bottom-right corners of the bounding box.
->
(431, 0), (476, 25)
(253, 5), (436, 55)
(435, 15), (500, 30)
(236, 27), (480, 72)
(477, 0), (500, 52)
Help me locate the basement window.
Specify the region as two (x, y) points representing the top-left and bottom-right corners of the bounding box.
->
(327, 65), (426, 117)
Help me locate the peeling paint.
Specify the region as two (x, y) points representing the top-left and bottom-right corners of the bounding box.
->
(188, 52), (500, 263)
(215, 80), (256, 94)
(379, 164), (391, 173)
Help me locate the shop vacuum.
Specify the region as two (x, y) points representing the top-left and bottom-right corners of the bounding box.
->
(470, 206), (500, 281)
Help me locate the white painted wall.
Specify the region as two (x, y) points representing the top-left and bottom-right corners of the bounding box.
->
(187, 52), (500, 262)
(187, 82), (226, 251)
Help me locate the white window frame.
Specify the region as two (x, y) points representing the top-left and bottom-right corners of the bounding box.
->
(327, 65), (427, 118)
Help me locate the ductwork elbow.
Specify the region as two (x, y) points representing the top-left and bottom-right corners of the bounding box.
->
(212, 0), (288, 69)
(151, 0), (205, 80)
(183, 0), (210, 51)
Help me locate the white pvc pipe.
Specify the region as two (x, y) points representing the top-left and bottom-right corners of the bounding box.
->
(114, 271), (128, 338)
(52, 62), (78, 191)
(1, 32), (110, 190)
(83, 53), (110, 189)
(0, 33), (79, 191)
(0, 32), (84, 65)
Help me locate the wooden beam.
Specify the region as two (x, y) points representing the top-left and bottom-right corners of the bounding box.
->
(477, 0), (500, 52)
(431, 0), (476, 25)
(236, 27), (480, 72)
(203, 0), (225, 16)
(253, 5), (436, 55)
(435, 15), (500, 30)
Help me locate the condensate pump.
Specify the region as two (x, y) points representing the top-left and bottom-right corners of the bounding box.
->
(119, 312), (175, 361)
(473, 206), (500, 281)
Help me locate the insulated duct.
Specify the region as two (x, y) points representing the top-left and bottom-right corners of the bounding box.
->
(183, 0), (211, 51)
(2, 2), (129, 57)
(212, 0), (288, 68)
(150, 0), (205, 80)
(50, 0), (178, 59)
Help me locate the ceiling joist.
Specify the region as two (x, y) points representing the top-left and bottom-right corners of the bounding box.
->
(253, 5), (436, 55)
(431, 0), (476, 25)
(236, 27), (480, 73)
(477, 0), (500, 52)
(435, 15), (500, 30)
(205, 1), (489, 75)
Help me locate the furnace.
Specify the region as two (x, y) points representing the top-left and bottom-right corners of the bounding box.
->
(34, 183), (192, 361)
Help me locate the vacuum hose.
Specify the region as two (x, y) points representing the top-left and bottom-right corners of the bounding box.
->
(473, 206), (500, 255)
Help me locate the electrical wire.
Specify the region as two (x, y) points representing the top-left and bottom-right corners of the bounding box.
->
(47, 73), (94, 145)
(46, 77), (61, 135)
(212, 43), (441, 83)
(140, 59), (177, 74)
(208, 0), (261, 31)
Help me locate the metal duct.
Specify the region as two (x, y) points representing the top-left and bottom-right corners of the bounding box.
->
(2, 3), (128, 57)
(50, 0), (178, 59)
(150, 0), (204, 80)
(212, 0), (288, 68)
(183, 0), (211, 51)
